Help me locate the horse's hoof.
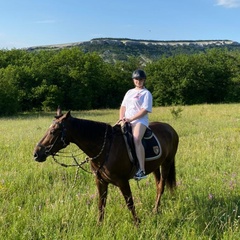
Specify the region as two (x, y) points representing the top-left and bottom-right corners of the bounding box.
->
(134, 217), (141, 226)
(153, 208), (158, 214)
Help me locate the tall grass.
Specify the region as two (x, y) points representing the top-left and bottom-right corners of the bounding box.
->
(0, 104), (240, 239)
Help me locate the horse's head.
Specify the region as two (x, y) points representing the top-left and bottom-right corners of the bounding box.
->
(33, 108), (71, 162)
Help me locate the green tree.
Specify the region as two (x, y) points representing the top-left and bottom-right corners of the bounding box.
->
(146, 49), (239, 106)
(0, 67), (19, 115)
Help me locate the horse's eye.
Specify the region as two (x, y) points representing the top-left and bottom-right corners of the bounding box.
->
(50, 127), (57, 135)
(50, 125), (60, 135)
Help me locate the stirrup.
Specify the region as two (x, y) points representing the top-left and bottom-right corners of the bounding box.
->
(134, 170), (147, 180)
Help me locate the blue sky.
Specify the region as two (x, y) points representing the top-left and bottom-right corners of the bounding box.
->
(1, 0), (240, 49)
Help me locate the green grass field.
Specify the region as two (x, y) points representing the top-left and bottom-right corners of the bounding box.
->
(0, 104), (240, 239)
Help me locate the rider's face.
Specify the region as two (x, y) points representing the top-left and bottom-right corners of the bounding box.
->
(133, 78), (145, 88)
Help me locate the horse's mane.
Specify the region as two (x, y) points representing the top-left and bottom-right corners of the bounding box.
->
(71, 117), (112, 137)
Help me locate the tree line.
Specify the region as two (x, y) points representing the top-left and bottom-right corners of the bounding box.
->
(0, 47), (240, 116)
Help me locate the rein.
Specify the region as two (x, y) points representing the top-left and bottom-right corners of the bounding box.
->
(52, 153), (91, 172)
(51, 124), (110, 185)
(52, 153), (91, 188)
(87, 124), (109, 161)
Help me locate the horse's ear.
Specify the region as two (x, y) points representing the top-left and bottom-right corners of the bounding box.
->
(55, 106), (63, 119)
(66, 111), (71, 118)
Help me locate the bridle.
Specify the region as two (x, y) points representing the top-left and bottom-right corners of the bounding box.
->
(36, 121), (69, 158)
(52, 122), (110, 187)
(49, 122), (109, 166)
(36, 120), (112, 187)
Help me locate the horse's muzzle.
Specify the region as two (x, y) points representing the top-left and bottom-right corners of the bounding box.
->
(33, 152), (47, 162)
(33, 144), (49, 162)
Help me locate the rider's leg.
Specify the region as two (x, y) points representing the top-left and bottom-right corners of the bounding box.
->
(132, 122), (147, 173)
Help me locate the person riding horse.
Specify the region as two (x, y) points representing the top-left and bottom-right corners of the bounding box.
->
(119, 69), (152, 180)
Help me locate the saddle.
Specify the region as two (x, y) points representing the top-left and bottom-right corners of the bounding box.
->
(121, 122), (162, 165)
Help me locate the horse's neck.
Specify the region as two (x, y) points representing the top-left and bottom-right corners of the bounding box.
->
(70, 118), (109, 157)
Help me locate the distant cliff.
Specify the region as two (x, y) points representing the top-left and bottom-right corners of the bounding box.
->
(27, 38), (240, 64)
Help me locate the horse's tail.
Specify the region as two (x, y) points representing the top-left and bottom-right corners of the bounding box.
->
(166, 157), (176, 191)
(166, 129), (178, 192)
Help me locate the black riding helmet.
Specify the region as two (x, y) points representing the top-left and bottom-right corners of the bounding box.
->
(132, 69), (147, 80)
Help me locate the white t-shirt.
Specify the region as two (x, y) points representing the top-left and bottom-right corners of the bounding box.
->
(121, 87), (152, 127)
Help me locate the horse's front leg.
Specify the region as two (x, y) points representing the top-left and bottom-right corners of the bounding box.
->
(95, 178), (109, 223)
(119, 181), (140, 225)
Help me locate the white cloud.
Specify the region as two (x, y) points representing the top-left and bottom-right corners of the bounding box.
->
(216, 0), (240, 8)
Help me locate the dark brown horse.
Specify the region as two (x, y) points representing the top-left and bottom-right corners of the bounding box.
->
(33, 108), (179, 224)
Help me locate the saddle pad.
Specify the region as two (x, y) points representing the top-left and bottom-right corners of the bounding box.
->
(143, 131), (162, 161)
(121, 123), (162, 162)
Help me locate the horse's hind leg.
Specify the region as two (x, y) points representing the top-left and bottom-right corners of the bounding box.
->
(119, 181), (140, 225)
(153, 159), (176, 213)
(96, 178), (108, 223)
(152, 167), (165, 213)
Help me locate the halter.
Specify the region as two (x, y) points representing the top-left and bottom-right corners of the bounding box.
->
(51, 123), (109, 166)
(36, 121), (69, 157)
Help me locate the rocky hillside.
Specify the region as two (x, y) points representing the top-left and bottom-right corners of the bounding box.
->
(27, 38), (240, 64)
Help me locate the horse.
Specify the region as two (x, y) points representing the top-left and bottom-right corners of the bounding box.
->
(33, 107), (179, 225)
